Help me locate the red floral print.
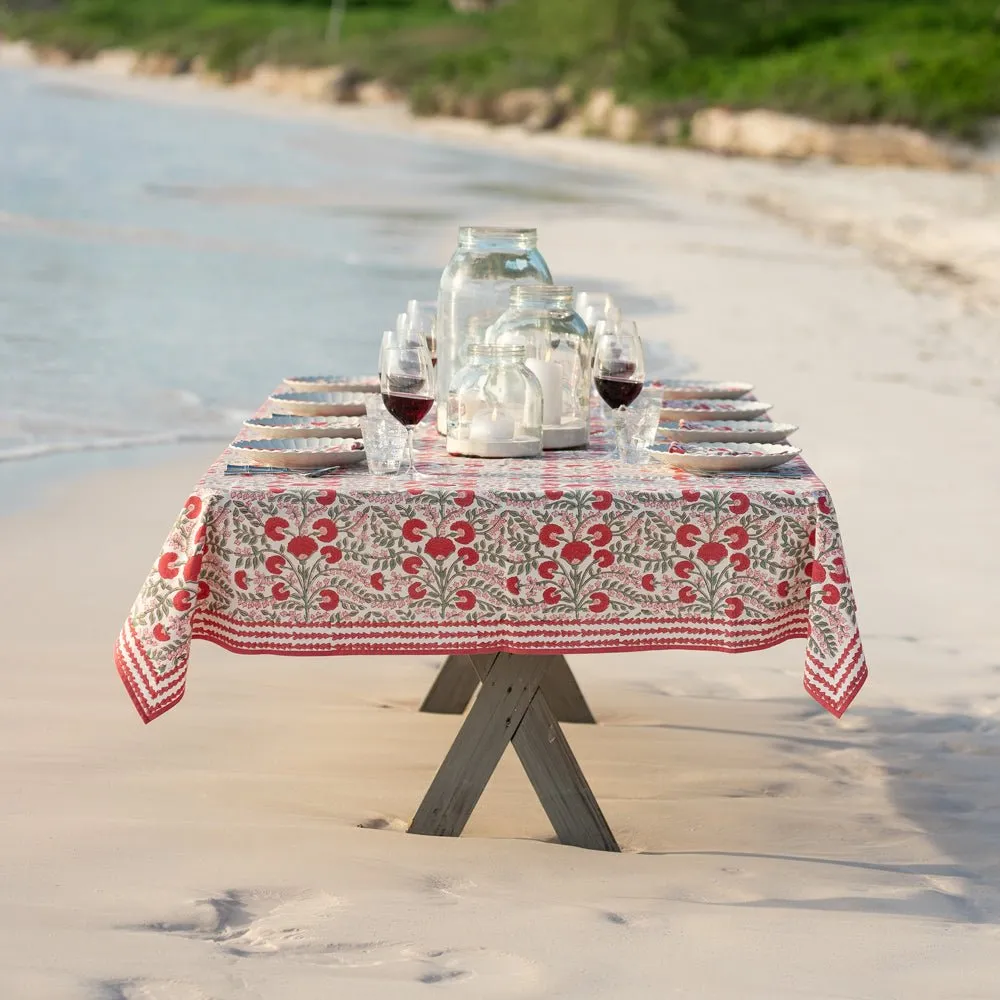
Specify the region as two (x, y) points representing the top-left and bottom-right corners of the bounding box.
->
(729, 493), (750, 515)
(561, 540), (591, 565)
(457, 547), (479, 566)
(539, 524), (564, 547)
(451, 520), (476, 544)
(265, 555), (286, 575)
(697, 542), (727, 565)
(264, 517), (289, 541)
(402, 556), (423, 574)
(539, 560), (559, 580)
(641, 573), (656, 591)
(587, 524), (612, 547)
(234, 570), (248, 590)
(724, 596), (744, 619)
(371, 572), (384, 591)
(678, 585), (697, 604)
(320, 545), (342, 565)
(318, 589), (339, 611)
(172, 590), (192, 611)
(724, 526), (749, 549)
(506, 576), (520, 594)
(287, 535), (318, 561)
(158, 552), (180, 579)
(677, 524), (701, 547)
(183, 496), (202, 520)
(402, 518), (427, 542)
(408, 581), (427, 600)
(271, 582), (290, 601)
(542, 586), (561, 605)
(455, 589), (476, 610)
(674, 560), (694, 579)
(313, 518), (337, 542)
(730, 552), (750, 572)
(588, 592), (610, 613)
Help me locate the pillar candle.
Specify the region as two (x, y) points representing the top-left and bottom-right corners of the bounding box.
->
(526, 358), (563, 427)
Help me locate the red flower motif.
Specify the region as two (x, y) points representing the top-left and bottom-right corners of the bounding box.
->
(371, 572), (384, 591)
(545, 490), (563, 500)
(592, 490), (613, 511)
(196, 580), (211, 601)
(588, 592), (610, 613)
(822, 584), (841, 605)
(729, 552), (750, 572)
(158, 552), (180, 580)
(678, 585), (697, 604)
(457, 546), (479, 566)
(450, 520), (476, 544)
(288, 535), (318, 561)
(172, 590), (193, 611)
(830, 557), (849, 584)
(234, 569), (248, 590)
(538, 560), (559, 580)
(319, 589), (339, 611)
(724, 526), (749, 550)
(182, 553), (203, 582)
(402, 555), (423, 575)
(506, 576), (520, 594)
(268, 485), (285, 495)
(183, 495), (202, 520)
(152, 624), (170, 642)
(587, 523), (612, 547)
(407, 488), (423, 496)
(317, 490), (336, 506)
(194, 525), (207, 544)
(697, 541), (727, 565)
(804, 561), (827, 582)
(425, 536), (456, 561)
(682, 489), (701, 502)
(542, 586), (561, 606)
(593, 548), (614, 568)
(313, 518), (338, 543)
(402, 518), (427, 542)
(264, 517), (289, 541)
(271, 582), (290, 602)
(724, 596), (744, 619)
(641, 573), (656, 592)
(320, 545), (342, 565)
(777, 580), (791, 598)
(676, 524), (701, 547)
(729, 493), (750, 515)
(674, 560), (694, 579)
(818, 494), (833, 515)
(454, 490), (475, 507)
(408, 581), (427, 600)
(455, 589), (476, 611)
(265, 555), (286, 575)
(539, 524), (564, 547)
(561, 540), (592, 565)
(808, 528), (816, 546)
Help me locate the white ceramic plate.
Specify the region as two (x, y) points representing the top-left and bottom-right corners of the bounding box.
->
(268, 391), (370, 416)
(283, 375), (379, 393)
(244, 414), (362, 439)
(658, 419), (797, 444)
(649, 378), (754, 400)
(651, 441), (801, 474)
(662, 398), (772, 422)
(231, 437), (366, 470)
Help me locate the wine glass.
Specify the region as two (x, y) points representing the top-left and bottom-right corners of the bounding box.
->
(592, 320), (645, 463)
(405, 299), (438, 367)
(379, 342), (434, 479)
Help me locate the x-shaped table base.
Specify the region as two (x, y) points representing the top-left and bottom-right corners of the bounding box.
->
(408, 653), (619, 852)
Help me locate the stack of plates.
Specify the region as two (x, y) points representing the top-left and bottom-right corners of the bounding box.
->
(268, 391), (370, 417)
(231, 437), (366, 470)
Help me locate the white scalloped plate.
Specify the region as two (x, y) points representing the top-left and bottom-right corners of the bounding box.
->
(659, 419), (797, 444)
(231, 437), (366, 469)
(283, 375), (379, 393)
(244, 414), (362, 439)
(662, 398), (772, 422)
(649, 378), (754, 400)
(268, 391), (369, 416)
(651, 441), (801, 474)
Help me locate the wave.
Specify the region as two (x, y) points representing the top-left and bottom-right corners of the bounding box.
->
(0, 428), (233, 464)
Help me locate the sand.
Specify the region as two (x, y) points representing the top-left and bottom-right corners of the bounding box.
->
(2, 56), (1000, 1000)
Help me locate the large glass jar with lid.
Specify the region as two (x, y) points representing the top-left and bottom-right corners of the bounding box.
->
(435, 227), (552, 435)
(446, 344), (543, 458)
(489, 284), (591, 449)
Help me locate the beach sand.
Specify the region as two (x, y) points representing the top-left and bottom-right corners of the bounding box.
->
(2, 58), (1000, 999)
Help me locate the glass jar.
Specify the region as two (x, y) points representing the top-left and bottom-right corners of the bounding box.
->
(435, 227), (552, 434)
(490, 285), (591, 449)
(446, 344), (543, 459)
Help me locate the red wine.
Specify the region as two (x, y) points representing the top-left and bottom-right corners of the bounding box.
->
(382, 391), (434, 426)
(595, 376), (642, 409)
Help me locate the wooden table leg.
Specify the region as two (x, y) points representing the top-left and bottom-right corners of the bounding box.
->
(420, 652), (596, 724)
(408, 653), (619, 851)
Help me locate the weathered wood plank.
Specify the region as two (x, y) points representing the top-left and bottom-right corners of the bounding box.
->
(420, 653), (596, 724)
(418, 655), (479, 715)
(539, 655), (596, 725)
(512, 695), (620, 852)
(408, 653), (550, 838)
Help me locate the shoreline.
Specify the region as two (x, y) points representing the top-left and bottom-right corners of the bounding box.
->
(4, 40), (1000, 316)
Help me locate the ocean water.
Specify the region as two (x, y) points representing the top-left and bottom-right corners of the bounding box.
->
(0, 66), (653, 475)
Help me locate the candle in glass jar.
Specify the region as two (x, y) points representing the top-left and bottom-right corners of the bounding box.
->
(526, 358), (562, 426)
(469, 408), (515, 442)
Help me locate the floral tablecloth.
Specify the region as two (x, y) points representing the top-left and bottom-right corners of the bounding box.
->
(116, 404), (867, 723)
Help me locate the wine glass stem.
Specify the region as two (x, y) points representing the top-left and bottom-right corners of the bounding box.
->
(406, 427), (417, 476)
(613, 407), (627, 462)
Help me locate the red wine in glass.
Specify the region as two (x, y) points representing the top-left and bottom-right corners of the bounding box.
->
(595, 376), (643, 410)
(382, 392), (434, 427)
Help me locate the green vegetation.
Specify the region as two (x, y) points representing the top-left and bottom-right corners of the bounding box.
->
(3, 0), (999, 139)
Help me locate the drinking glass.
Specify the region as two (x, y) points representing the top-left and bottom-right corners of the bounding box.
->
(360, 416), (406, 475)
(623, 389), (662, 465)
(379, 344), (434, 479)
(592, 322), (645, 463)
